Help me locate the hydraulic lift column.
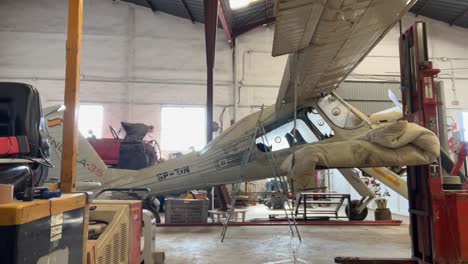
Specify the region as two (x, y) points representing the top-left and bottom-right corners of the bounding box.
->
(399, 21), (456, 263)
(336, 21), (467, 264)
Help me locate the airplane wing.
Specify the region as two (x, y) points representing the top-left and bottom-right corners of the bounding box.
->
(273, 0), (417, 113)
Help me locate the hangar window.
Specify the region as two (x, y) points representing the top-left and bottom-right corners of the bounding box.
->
(161, 106), (206, 153)
(256, 119), (318, 152)
(78, 105), (103, 138)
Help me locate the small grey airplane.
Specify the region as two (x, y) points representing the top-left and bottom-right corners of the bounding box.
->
(45, 0), (436, 220)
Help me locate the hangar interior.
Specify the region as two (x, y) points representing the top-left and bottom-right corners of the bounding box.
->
(2, 0), (468, 263)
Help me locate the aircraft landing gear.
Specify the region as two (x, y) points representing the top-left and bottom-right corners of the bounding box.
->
(143, 194), (161, 223)
(345, 199), (368, 221)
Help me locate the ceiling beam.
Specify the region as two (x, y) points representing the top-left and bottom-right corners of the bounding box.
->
(204, 0), (218, 87)
(414, 0), (431, 17)
(232, 17), (276, 39)
(450, 6), (468, 26)
(180, 0), (195, 23)
(218, 0), (234, 48)
(204, 0), (218, 143)
(239, 3), (274, 26)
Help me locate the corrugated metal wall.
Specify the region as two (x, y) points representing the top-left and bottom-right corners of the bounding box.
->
(336, 81), (401, 114)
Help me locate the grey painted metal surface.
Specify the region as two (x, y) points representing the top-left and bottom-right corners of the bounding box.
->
(227, 0), (274, 35)
(336, 81), (401, 115)
(412, 0), (468, 28)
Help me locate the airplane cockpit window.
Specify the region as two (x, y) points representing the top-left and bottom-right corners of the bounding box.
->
(256, 119), (318, 152)
(317, 94), (363, 129)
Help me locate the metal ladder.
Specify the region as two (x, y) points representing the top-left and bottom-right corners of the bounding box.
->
(220, 106), (265, 242)
(258, 117), (302, 241)
(220, 105), (301, 242)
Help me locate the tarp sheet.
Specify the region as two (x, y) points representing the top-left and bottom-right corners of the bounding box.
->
(280, 121), (440, 191)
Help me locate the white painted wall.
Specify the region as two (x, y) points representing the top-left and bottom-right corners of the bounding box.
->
(0, 0), (234, 143)
(2, 0), (468, 215)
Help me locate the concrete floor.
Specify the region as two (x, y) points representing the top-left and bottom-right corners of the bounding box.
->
(235, 203), (410, 223)
(155, 225), (411, 264)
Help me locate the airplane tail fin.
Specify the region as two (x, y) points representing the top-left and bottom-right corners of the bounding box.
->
(388, 89), (403, 110)
(44, 106), (109, 187)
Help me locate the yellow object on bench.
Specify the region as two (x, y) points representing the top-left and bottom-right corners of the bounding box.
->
(0, 193), (88, 264)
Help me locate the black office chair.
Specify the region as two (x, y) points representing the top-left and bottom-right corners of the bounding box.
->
(0, 82), (49, 194)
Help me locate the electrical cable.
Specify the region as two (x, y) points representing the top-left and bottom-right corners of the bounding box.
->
(22, 142), (54, 168)
(28, 166), (35, 191)
(17, 156), (53, 168)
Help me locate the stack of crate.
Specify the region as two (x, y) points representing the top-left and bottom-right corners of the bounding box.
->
(164, 198), (209, 224)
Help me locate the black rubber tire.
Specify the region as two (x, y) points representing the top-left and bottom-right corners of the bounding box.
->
(345, 199), (368, 221)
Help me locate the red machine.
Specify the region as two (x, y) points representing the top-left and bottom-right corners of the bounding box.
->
(336, 22), (468, 263)
(89, 124), (160, 169)
(399, 21), (458, 264)
(89, 138), (158, 167)
(88, 138), (122, 166)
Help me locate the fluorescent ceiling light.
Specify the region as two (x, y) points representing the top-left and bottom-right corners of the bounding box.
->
(230, 0), (251, 10)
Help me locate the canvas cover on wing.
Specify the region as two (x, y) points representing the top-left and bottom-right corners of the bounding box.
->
(280, 121), (440, 191)
(273, 0), (417, 113)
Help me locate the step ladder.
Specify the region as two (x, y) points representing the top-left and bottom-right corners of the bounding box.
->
(220, 105), (301, 242)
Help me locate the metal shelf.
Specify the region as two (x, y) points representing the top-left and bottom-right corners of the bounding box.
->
(294, 192), (351, 220)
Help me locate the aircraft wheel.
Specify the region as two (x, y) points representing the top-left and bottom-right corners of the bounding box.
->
(345, 200), (368, 221)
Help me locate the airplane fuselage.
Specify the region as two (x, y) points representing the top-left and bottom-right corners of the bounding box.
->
(46, 93), (408, 200)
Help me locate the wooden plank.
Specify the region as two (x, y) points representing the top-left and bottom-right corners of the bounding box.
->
(0, 199), (50, 226)
(0, 194), (86, 226)
(61, 0), (83, 193)
(50, 193), (87, 214)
